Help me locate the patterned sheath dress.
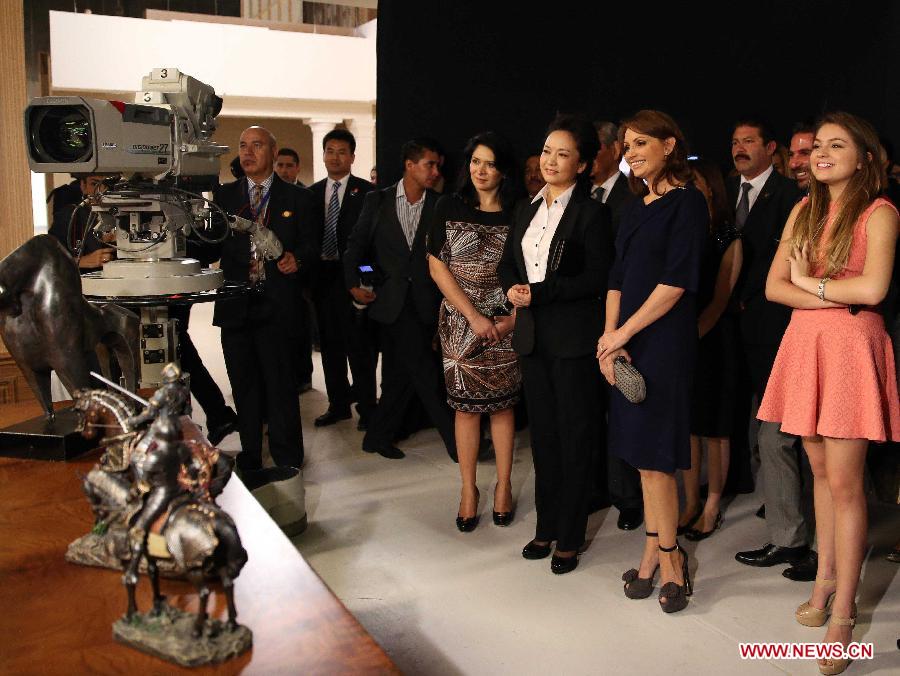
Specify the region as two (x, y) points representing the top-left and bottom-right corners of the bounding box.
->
(427, 195), (521, 413)
(758, 197), (900, 441)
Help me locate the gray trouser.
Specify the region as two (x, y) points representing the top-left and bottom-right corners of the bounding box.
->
(758, 421), (814, 548)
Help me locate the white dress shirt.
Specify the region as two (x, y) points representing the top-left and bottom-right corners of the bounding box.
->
(592, 171), (621, 204)
(736, 164), (774, 213)
(325, 173), (350, 210)
(522, 183), (575, 283)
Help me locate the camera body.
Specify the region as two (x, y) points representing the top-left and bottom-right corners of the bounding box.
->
(25, 68), (227, 178)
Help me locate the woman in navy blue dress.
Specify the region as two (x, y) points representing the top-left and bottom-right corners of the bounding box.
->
(597, 110), (707, 613)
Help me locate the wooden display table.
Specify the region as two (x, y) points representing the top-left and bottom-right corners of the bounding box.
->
(0, 404), (397, 674)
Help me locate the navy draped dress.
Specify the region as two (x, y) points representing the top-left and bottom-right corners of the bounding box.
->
(607, 185), (708, 473)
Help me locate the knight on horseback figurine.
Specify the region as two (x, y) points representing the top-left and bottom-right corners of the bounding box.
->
(121, 411), (191, 597)
(127, 363), (191, 429)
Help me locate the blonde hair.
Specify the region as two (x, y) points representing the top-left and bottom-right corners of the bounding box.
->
(791, 112), (887, 276)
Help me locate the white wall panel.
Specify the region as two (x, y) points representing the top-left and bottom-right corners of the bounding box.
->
(49, 11), (375, 103)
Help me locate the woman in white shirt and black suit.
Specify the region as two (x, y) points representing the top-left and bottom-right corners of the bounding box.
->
(498, 113), (614, 573)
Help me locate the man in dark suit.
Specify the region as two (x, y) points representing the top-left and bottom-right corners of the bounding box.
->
(310, 129), (378, 429)
(591, 121), (636, 236)
(343, 138), (454, 460)
(590, 120), (642, 530)
(728, 120), (814, 579)
(274, 147), (307, 188)
(275, 146), (313, 391)
(211, 125), (316, 476)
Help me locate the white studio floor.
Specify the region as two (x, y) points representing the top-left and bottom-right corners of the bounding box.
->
(188, 302), (900, 676)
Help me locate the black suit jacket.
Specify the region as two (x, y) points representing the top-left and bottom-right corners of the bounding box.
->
(210, 175), (316, 331)
(343, 182), (442, 326)
(603, 172), (637, 237)
(728, 169), (800, 345)
(310, 174), (376, 262)
(498, 190), (614, 358)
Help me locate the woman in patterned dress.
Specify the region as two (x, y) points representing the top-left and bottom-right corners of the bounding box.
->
(759, 112), (899, 675)
(427, 132), (522, 531)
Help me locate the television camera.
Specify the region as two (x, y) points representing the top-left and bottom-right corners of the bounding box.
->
(24, 69), (277, 386)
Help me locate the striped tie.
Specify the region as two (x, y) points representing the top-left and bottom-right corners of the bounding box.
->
(322, 181), (341, 259)
(249, 183), (263, 284)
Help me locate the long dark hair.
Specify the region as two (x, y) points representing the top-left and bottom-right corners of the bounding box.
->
(791, 111), (888, 276)
(619, 109), (692, 197)
(545, 113), (599, 197)
(688, 157), (731, 234)
(454, 131), (520, 211)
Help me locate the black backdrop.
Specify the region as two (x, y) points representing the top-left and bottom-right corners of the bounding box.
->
(376, 0), (900, 186)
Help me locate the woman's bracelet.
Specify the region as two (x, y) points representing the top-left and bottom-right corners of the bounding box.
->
(817, 276), (831, 301)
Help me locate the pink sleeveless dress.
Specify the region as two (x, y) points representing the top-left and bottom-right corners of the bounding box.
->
(758, 197), (900, 441)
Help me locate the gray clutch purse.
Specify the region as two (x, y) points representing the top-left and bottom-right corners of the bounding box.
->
(613, 356), (646, 404)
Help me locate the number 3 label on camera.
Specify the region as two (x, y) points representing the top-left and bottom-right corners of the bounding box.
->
(150, 68), (180, 83)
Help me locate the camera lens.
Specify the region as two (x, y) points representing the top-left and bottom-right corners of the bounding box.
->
(29, 105), (93, 164)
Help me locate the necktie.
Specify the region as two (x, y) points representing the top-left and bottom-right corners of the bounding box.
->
(592, 186), (605, 203)
(735, 182), (752, 230)
(249, 183), (264, 284)
(322, 181), (341, 259)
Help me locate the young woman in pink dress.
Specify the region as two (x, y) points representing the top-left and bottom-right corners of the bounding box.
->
(758, 111), (900, 675)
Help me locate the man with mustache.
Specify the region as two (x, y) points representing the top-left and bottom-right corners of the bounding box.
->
(728, 120), (814, 581)
(788, 123), (815, 193)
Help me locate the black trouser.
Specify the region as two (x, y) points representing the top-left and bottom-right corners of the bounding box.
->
(312, 261), (377, 418)
(521, 350), (599, 552)
(363, 301), (453, 454)
(170, 305), (232, 427)
(296, 286), (314, 385)
(221, 311), (303, 470)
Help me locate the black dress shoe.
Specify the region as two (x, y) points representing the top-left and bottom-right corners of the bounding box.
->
(315, 409), (352, 427)
(522, 540), (552, 560)
(617, 507), (644, 531)
(756, 504), (766, 519)
(354, 405), (369, 431)
(551, 553), (579, 574)
(782, 550), (818, 581)
(207, 415), (238, 446)
(735, 543), (809, 567)
(362, 444), (405, 459)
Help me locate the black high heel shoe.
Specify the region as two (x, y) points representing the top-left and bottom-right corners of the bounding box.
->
(685, 512), (722, 541)
(492, 482), (514, 526)
(522, 539), (552, 559)
(456, 487), (480, 532)
(658, 541), (692, 613)
(550, 550), (578, 574)
(622, 531), (660, 599)
(677, 507), (703, 536)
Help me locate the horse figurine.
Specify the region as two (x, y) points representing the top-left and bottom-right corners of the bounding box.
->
(0, 235), (139, 420)
(73, 388), (234, 511)
(72, 389), (247, 638)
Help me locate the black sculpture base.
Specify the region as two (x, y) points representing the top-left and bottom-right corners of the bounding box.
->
(0, 408), (94, 460)
(113, 606), (252, 667)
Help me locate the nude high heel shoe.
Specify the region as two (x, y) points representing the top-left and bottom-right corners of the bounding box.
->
(817, 614), (856, 675)
(796, 577), (835, 627)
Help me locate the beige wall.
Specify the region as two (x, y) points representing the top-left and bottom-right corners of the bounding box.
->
(216, 117), (318, 186)
(1, 2), (33, 259)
